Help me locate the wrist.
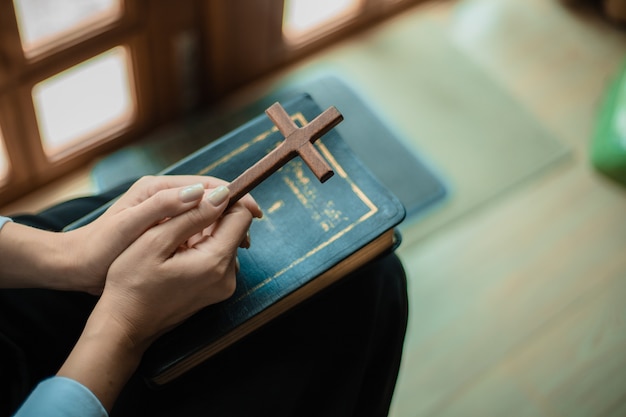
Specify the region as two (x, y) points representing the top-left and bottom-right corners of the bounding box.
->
(57, 299), (146, 411)
(31, 230), (97, 293)
(88, 291), (156, 352)
(0, 222), (75, 290)
(55, 230), (105, 294)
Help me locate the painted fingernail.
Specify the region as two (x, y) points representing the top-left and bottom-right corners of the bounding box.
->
(179, 183), (205, 203)
(235, 256), (240, 273)
(206, 185), (230, 206)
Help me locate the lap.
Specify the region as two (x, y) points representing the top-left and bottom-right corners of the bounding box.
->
(0, 188), (408, 417)
(114, 252), (407, 417)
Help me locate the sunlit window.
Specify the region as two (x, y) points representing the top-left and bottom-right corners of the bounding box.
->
(0, 130), (10, 183)
(283, 0), (361, 44)
(32, 46), (134, 157)
(13, 0), (122, 55)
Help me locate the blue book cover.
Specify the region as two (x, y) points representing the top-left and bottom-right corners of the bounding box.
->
(140, 94), (406, 385)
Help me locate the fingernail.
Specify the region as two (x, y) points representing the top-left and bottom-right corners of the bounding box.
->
(235, 257), (240, 273)
(206, 185), (230, 206)
(179, 183), (205, 203)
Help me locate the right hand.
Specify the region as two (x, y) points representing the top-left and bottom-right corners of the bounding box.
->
(55, 185), (257, 411)
(93, 184), (254, 349)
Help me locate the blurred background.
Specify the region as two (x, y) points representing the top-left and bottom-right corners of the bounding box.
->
(1, 0), (626, 416)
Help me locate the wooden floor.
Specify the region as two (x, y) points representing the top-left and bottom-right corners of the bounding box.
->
(2, 1), (626, 416)
(389, 1), (626, 416)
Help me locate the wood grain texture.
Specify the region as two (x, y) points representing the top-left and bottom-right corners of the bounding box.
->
(227, 102), (342, 206)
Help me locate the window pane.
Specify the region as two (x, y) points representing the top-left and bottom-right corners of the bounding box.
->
(32, 46), (134, 156)
(0, 129), (9, 182)
(283, 0), (360, 42)
(13, 0), (121, 53)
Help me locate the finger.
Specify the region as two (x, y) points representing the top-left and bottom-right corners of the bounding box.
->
(149, 186), (232, 255)
(186, 223), (216, 248)
(183, 211), (249, 260)
(240, 194), (263, 219)
(202, 203), (254, 255)
(167, 203), (252, 276)
(157, 236), (240, 307)
(112, 183), (207, 241)
(239, 230), (251, 249)
(109, 176), (262, 220)
(109, 175), (229, 212)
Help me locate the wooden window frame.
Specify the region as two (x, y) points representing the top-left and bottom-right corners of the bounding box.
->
(0, 0), (158, 204)
(203, 0), (425, 97)
(0, 0), (423, 206)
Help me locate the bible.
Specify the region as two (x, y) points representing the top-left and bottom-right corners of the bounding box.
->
(70, 93), (407, 386)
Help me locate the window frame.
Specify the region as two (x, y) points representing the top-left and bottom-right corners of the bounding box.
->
(13, 0), (125, 60)
(0, 0), (159, 204)
(281, 0), (366, 47)
(203, 0), (424, 98)
(14, 34), (154, 175)
(0, 93), (30, 194)
(0, 0), (424, 206)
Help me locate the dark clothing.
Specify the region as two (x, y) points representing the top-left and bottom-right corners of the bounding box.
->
(0, 186), (408, 417)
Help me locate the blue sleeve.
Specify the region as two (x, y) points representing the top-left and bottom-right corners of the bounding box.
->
(13, 377), (108, 417)
(0, 216), (12, 231)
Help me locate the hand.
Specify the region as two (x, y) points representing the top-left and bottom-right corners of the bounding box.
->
(62, 176), (262, 294)
(101, 184), (252, 343)
(58, 185), (254, 410)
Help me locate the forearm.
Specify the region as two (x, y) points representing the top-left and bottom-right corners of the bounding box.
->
(57, 297), (147, 412)
(0, 221), (74, 290)
(54, 187), (250, 411)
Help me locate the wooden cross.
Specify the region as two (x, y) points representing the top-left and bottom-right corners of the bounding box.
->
(226, 102), (344, 208)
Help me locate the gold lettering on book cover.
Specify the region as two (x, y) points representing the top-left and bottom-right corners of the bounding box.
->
(193, 112), (380, 301)
(267, 200), (284, 214)
(282, 161), (345, 232)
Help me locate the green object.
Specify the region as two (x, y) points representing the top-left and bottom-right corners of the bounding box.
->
(591, 60), (626, 185)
